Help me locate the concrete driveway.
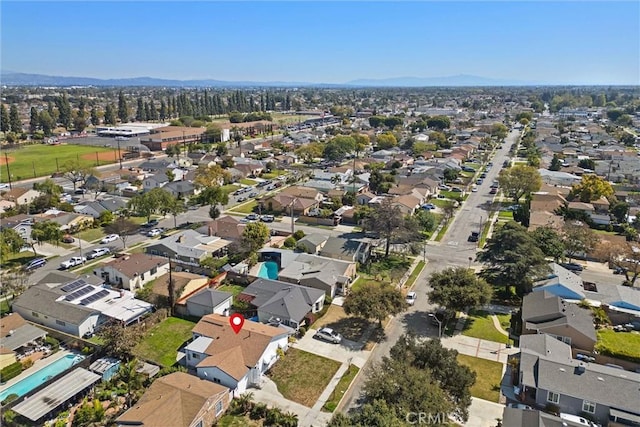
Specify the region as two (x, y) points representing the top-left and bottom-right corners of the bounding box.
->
(293, 328), (371, 368)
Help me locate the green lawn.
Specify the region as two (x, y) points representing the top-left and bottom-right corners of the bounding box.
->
(0, 299), (11, 315)
(239, 178), (257, 186)
(497, 211), (513, 219)
(229, 200), (258, 214)
(404, 260), (425, 289)
(595, 329), (640, 363)
(76, 228), (105, 243)
(216, 284), (246, 297)
(0, 250), (41, 269)
(1, 144), (117, 182)
(350, 277), (383, 293)
(440, 190), (465, 199)
(435, 218), (452, 242)
(457, 355), (503, 402)
(267, 348), (341, 407)
(431, 199), (453, 209)
(221, 184), (241, 196)
(462, 311), (510, 344)
(478, 217), (493, 248)
(217, 415), (261, 427)
(261, 170), (288, 180)
(133, 317), (196, 367)
(322, 364), (360, 412)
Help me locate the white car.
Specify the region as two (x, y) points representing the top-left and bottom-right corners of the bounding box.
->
(101, 234), (119, 244)
(87, 247), (111, 259)
(60, 256), (86, 270)
(147, 228), (163, 237)
(314, 327), (342, 344)
(406, 291), (417, 306)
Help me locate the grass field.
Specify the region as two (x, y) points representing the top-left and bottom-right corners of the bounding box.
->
(1, 144), (117, 182)
(267, 348), (341, 407)
(322, 364), (360, 412)
(239, 178), (258, 186)
(229, 200), (258, 214)
(216, 284), (246, 297)
(76, 228), (106, 243)
(457, 354), (503, 402)
(133, 317), (196, 367)
(595, 329), (640, 363)
(404, 260), (425, 289)
(462, 311), (510, 344)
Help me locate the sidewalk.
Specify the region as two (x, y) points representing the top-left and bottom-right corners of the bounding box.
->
(440, 335), (518, 364)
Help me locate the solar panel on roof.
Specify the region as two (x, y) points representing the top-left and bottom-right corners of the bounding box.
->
(65, 285), (95, 301)
(79, 289), (110, 305)
(61, 279), (87, 293)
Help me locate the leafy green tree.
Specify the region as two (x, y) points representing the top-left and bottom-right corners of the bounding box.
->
(0, 228), (25, 262)
(38, 110), (55, 136)
(9, 104), (22, 133)
(368, 116), (385, 128)
(610, 201), (629, 224)
(498, 165), (542, 202)
(427, 267), (493, 314)
(194, 164), (231, 188)
(328, 399), (407, 427)
(562, 221), (598, 262)
(0, 104), (9, 132)
(412, 209), (438, 234)
(343, 282), (407, 326)
(29, 107), (39, 133)
(577, 158), (596, 170)
(33, 178), (63, 197)
(443, 168), (458, 182)
(477, 222), (550, 296)
(136, 97), (146, 121)
(169, 198), (187, 228)
(365, 198), (411, 257)
(241, 222), (270, 254)
(104, 103), (117, 125)
(60, 159), (95, 191)
(549, 154), (562, 171)
(383, 116), (403, 129)
(117, 90), (129, 123)
(90, 106), (100, 126)
(594, 240), (640, 286)
(31, 220), (63, 247)
(531, 226), (565, 262)
(569, 174), (614, 203)
(426, 116), (451, 131)
(324, 135), (355, 161)
(491, 123), (508, 139)
(375, 132), (397, 149)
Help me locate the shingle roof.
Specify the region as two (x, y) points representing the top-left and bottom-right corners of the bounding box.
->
(522, 291), (596, 342)
(100, 253), (168, 279)
(12, 285), (99, 325)
(187, 288), (233, 309)
(116, 372), (228, 427)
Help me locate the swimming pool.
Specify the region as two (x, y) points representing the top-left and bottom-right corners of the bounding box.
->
(0, 354), (85, 402)
(257, 261), (279, 280)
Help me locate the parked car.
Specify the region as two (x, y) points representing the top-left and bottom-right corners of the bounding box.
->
(314, 327), (342, 344)
(468, 231), (479, 242)
(62, 234), (75, 243)
(560, 262), (584, 272)
(87, 247), (111, 259)
(451, 187), (463, 193)
(59, 256), (86, 270)
(249, 192), (258, 198)
(237, 196), (247, 202)
(141, 219), (159, 228)
(613, 266), (627, 275)
(406, 291), (417, 306)
(101, 234), (119, 244)
(246, 213), (260, 221)
(24, 258), (47, 271)
(476, 178), (484, 185)
(507, 403), (532, 410)
(421, 203), (435, 210)
(489, 188), (498, 194)
(471, 185), (478, 192)
(260, 215), (275, 223)
(147, 228), (163, 237)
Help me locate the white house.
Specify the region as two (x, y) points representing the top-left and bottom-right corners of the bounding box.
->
(93, 253), (169, 291)
(185, 314), (290, 395)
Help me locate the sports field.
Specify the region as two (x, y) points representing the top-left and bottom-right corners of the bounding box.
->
(0, 143), (118, 182)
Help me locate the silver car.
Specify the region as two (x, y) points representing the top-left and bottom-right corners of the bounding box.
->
(314, 327), (342, 344)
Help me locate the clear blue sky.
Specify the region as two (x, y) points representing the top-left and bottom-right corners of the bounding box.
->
(2, 1), (639, 85)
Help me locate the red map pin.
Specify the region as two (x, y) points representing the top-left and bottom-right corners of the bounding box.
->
(229, 314), (244, 334)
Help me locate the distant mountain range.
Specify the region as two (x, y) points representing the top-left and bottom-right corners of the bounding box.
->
(0, 71), (534, 87)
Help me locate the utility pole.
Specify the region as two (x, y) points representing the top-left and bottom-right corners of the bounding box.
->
(4, 152), (12, 189)
(117, 139), (123, 169)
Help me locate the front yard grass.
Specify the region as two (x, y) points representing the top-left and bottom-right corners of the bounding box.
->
(267, 348), (341, 407)
(76, 228), (106, 243)
(462, 311), (510, 344)
(221, 184), (241, 195)
(229, 200), (258, 214)
(404, 260), (425, 289)
(261, 169), (287, 179)
(218, 415), (262, 427)
(239, 178), (258, 186)
(457, 354), (503, 402)
(435, 218), (452, 242)
(133, 317), (196, 367)
(322, 364), (360, 412)
(595, 329), (640, 363)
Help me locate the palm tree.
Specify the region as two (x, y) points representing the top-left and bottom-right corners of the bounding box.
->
(117, 359), (143, 408)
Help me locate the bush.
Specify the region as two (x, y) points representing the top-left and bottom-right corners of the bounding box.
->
(298, 326), (307, 337)
(249, 403), (268, 420)
(0, 362), (23, 383)
(265, 407), (284, 425)
(1, 393), (19, 406)
(21, 358), (34, 369)
(45, 336), (60, 351)
(283, 236), (297, 249)
(292, 230), (305, 241)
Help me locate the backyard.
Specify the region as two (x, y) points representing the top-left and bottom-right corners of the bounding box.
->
(595, 329), (640, 363)
(216, 283), (246, 297)
(133, 317), (196, 367)
(267, 348), (341, 407)
(457, 354), (503, 402)
(462, 311), (511, 344)
(1, 144), (117, 182)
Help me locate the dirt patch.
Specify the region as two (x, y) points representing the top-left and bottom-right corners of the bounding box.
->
(81, 150), (119, 163)
(0, 155), (16, 165)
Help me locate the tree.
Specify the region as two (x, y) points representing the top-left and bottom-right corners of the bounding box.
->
(498, 165), (542, 202)
(328, 399), (407, 427)
(491, 123), (508, 139)
(33, 178), (63, 197)
(443, 168), (458, 182)
(429, 130), (449, 148)
(241, 222), (270, 254)
(31, 220), (63, 247)
(562, 221), (598, 262)
(104, 216), (138, 249)
(594, 240), (640, 286)
(0, 228), (24, 262)
(375, 132), (397, 149)
(168, 198), (187, 228)
(209, 205), (220, 220)
(323, 135), (355, 161)
(343, 282), (407, 326)
(577, 158), (596, 170)
(128, 188), (172, 222)
(0, 104), (9, 132)
(29, 107), (39, 133)
(38, 110), (55, 136)
(477, 222), (550, 296)
(569, 174), (614, 203)
(427, 267), (493, 314)
(365, 198), (412, 257)
(104, 103), (117, 125)
(117, 91), (129, 123)
(90, 106), (100, 126)
(549, 154), (562, 171)
(56, 94), (72, 129)
(426, 116), (451, 131)
(60, 159), (95, 191)
(9, 104), (22, 133)
(197, 185), (229, 208)
(610, 200), (630, 224)
(412, 209), (438, 235)
(531, 226), (565, 262)
(194, 164), (231, 188)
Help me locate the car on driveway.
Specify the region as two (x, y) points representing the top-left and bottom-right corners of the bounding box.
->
(314, 327), (342, 344)
(88, 247), (111, 259)
(60, 256), (86, 270)
(260, 214), (275, 222)
(421, 203), (435, 210)
(147, 228), (163, 237)
(561, 262), (584, 272)
(406, 291), (417, 306)
(24, 258), (47, 272)
(101, 234), (119, 244)
(246, 213), (260, 221)
(237, 196), (247, 202)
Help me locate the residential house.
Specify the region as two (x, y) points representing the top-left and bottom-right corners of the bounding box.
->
(93, 253), (169, 291)
(319, 236), (372, 264)
(184, 314), (289, 395)
(116, 372), (230, 427)
(0, 199), (16, 214)
(204, 215), (246, 241)
(75, 199), (128, 218)
(501, 407), (600, 427)
(143, 173), (170, 191)
(0, 313), (47, 369)
(274, 153), (299, 166)
(237, 278), (325, 329)
(528, 193), (567, 231)
(0, 214), (34, 240)
(37, 210), (94, 233)
(514, 334), (640, 426)
(0, 188), (42, 206)
(392, 194), (421, 215)
(145, 230), (231, 268)
(163, 180), (197, 199)
(184, 288), (233, 318)
(520, 290), (597, 351)
(538, 169), (581, 187)
(262, 193), (319, 216)
(296, 234), (328, 254)
(356, 191), (377, 206)
(151, 271), (209, 306)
